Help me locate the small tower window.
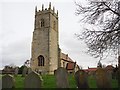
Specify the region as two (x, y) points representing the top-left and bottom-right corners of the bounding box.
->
(53, 21), (56, 29)
(38, 55), (45, 66)
(41, 19), (45, 27)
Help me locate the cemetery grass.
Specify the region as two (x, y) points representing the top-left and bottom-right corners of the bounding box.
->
(14, 74), (118, 88)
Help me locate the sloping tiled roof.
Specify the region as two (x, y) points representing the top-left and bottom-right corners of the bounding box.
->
(61, 53), (74, 63)
(84, 68), (97, 72)
(66, 62), (76, 70)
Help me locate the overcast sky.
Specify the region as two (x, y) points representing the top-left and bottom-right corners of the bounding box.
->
(0, 0), (117, 69)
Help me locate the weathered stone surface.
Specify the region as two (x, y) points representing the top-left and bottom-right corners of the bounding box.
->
(22, 66), (28, 77)
(55, 67), (69, 88)
(75, 70), (89, 88)
(0, 78), (2, 90)
(24, 71), (43, 88)
(28, 68), (32, 74)
(117, 67), (120, 88)
(14, 67), (19, 76)
(2, 74), (15, 88)
(118, 56), (120, 88)
(95, 68), (111, 88)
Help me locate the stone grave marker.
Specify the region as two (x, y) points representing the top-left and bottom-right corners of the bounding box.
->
(2, 74), (15, 88)
(24, 71), (43, 88)
(22, 66), (28, 77)
(0, 78), (2, 90)
(55, 67), (69, 88)
(117, 67), (120, 88)
(28, 68), (32, 74)
(75, 70), (89, 88)
(95, 68), (111, 88)
(14, 67), (19, 76)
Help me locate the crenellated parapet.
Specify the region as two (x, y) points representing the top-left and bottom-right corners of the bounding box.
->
(35, 2), (58, 18)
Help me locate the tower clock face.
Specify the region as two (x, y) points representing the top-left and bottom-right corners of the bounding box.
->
(40, 19), (45, 27)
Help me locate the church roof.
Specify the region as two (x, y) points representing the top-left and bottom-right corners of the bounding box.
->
(61, 53), (74, 63)
(84, 68), (97, 72)
(66, 62), (76, 70)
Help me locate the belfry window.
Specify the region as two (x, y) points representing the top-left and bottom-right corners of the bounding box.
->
(38, 55), (45, 66)
(53, 21), (56, 29)
(41, 19), (45, 27)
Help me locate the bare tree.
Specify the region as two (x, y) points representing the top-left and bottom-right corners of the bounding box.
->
(75, 0), (120, 60)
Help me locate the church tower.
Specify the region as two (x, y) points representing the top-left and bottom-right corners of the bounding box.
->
(31, 3), (59, 74)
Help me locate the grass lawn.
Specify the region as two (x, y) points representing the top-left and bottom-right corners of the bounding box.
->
(1, 74), (118, 88)
(14, 74), (77, 88)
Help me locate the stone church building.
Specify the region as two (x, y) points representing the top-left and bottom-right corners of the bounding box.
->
(30, 3), (79, 74)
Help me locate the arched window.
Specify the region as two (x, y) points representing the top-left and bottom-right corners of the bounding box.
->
(38, 55), (44, 66)
(41, 19), (44, 27)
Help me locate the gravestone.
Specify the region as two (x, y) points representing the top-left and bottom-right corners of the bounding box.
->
(24, 71), (43, 88)
(75, 70), (89, 88)
(117, 67), (120, 88)
(22, 66), (28, 77)
(55, 67), (69, 88)
(0, 79), (2, 90)
(95, 68), (111, 88)
(2, 74), (15, 88)
(106, 70), (112, 81)
(14, 67), (19, 76)
(28, 68), (32, 74)
(118, 56), (120, 88)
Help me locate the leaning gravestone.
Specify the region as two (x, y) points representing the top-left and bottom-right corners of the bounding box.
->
(24, 71), (43, 88)
(28, 68), (32, 74)
(2, 74), (15, 88)
(106, 70), (112, 81)
(14, 67), (19, 76)
(75, 70), (89, 88)
(118, 56), (120, 88)
(95, 68), (111, 88)
(55, 67), (69, 88)
(22, 66), (28, 77)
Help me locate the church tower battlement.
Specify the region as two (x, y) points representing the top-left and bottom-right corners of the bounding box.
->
(35, 3), (58, 19)
(31, 3), (60, 74)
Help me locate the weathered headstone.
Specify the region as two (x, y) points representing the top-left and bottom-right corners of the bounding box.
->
(95, 68), (111, 88)
(2, 74), (15, 88)
(55, 67), (69, 88)
(106, 71), (112, 81)
(22, 66), (28, 77)
(14, 67), (19, 76)
(118, 56), (120, 88)
(24, 71), (43, 88)
(0, 79), (2, 90)
(75, 70), (89, 88)
(28, 68), (32, 74)
(117, 67), (120, 88)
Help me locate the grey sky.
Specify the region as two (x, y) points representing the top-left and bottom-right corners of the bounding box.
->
(1, 0), (117, 69)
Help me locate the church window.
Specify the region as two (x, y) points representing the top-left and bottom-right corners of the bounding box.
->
(41, 19), (45, 27)
(53, 21), (56, 29)
(38, 55), (45, 66)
